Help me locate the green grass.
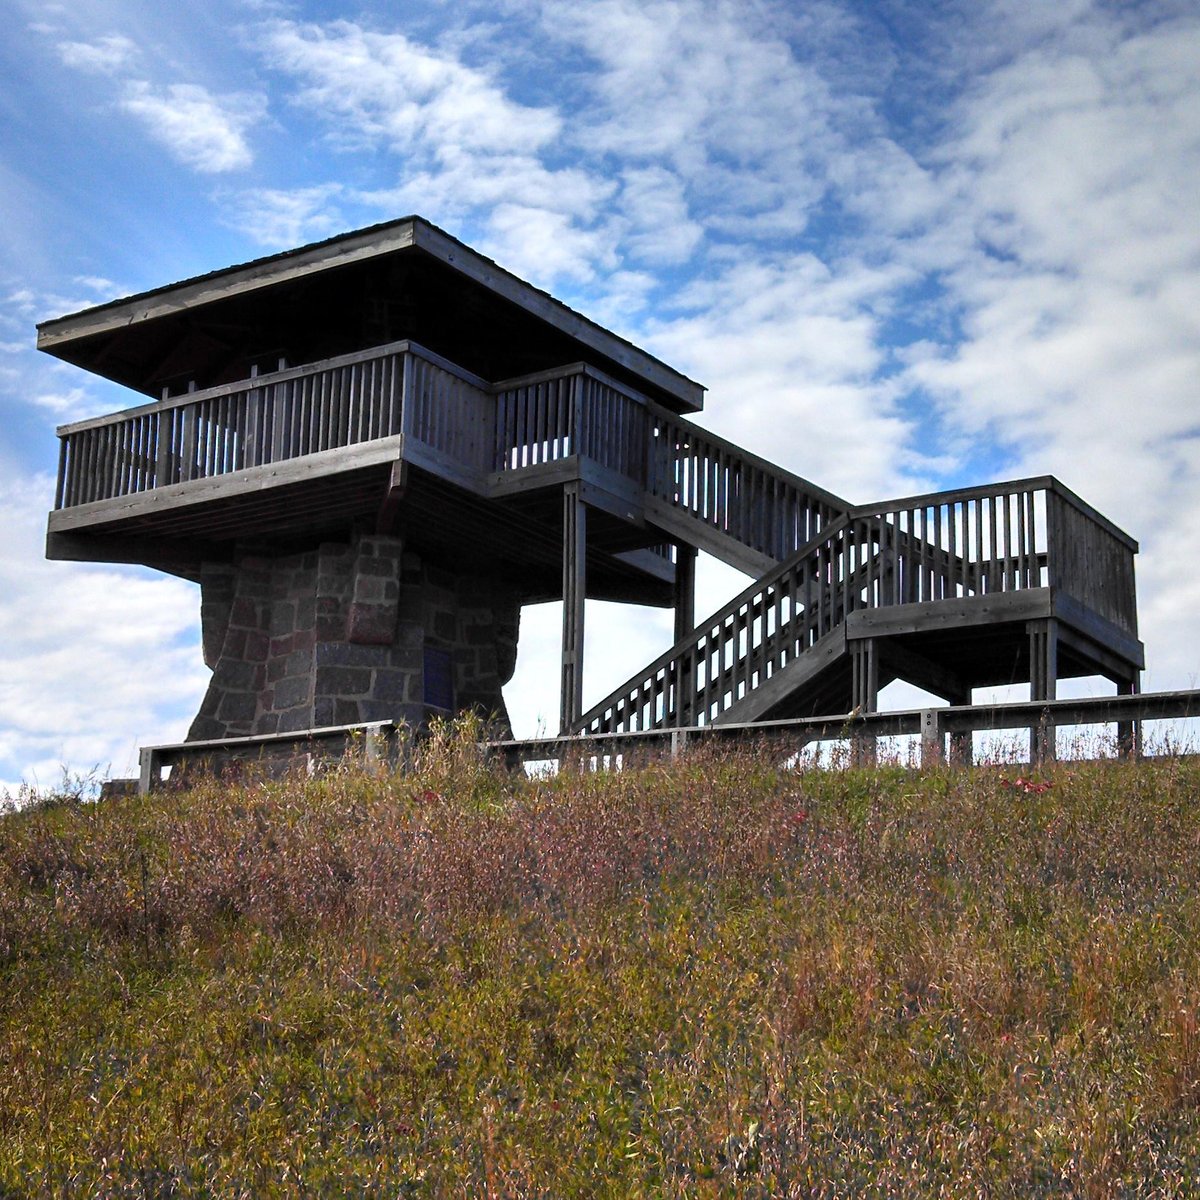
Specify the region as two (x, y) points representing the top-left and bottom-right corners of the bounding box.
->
(2, 728), (1199, 1196)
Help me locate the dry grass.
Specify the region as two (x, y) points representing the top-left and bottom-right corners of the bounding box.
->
(1, 724), (1199, 1196)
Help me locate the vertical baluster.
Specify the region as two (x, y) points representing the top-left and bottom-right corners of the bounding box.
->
(971, 497), (982, 594)
(55, 437), (68, 508)
(515, 381), (527, 467)
(1030, 489), (1041, 587)
(79, 429), (92, 503)
(106, 422), (119, 498)
(985, 495), (996, 593)
(948, 500), (959, 596)
(494, 388), (508, 469)
(1016, 490), (1029, 588)
(140, 414), (151, 491)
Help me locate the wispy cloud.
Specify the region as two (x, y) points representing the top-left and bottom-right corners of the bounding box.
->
(261, 19), (560, 155)
(56, 33), (137, 74)
(118, 81), (263, 173)
(260, 18), (617, 285)
(219, 183), (347, 249)
(46, 29), (265, 175)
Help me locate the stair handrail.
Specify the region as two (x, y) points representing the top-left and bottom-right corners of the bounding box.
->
(575, 509), (855, 734)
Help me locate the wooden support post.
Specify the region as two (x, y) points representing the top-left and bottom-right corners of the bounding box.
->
(672, 543), (698, 728)
(850, 638), (879, 767)
(560, 483), (587, 734)
(1117, 674), (1142, 760)
(673, 543), (697, 644)
(1029, 618), (1058, 765)
(920, 708), (943, 767)
(138, 747), (159, 795)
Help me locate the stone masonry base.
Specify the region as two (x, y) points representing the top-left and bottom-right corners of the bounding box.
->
(188, 534), (520, 742)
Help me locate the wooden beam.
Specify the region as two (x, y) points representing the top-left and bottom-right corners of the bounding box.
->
(845, 590), (1054, 638)
(878, 640), (969, 705)
(1029, 618), (1059, 765)
(673, 544), (697, 643)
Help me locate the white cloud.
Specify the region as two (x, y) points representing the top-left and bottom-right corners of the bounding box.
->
(119, 81), (262, 173)
(220, 183), (347, 249)
(30, 385), (92, 420)
(56, 33), (137, 74)
(262, 20), (560, 156)
(617, 167), (702, 266)
(890, 6), (1200, 693)
(647, 251), (924, 500)
(0, 476), (206, 792)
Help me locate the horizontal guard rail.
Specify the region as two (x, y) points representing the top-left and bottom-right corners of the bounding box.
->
(494, 689), (1200, 770)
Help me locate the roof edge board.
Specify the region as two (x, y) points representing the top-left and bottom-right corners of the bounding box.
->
(36, 220), (420, 350)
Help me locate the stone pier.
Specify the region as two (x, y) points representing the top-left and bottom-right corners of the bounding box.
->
(189, 534), (520, 741)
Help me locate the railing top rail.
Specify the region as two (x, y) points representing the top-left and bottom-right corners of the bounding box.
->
(851, 476), (1056, 518)
(496, 358), (853, 517)
(497, 688), (1200, 757)
(645, 399), (852, 515)
(55, 339), (488, 437)
(851, 475), (1138, 553)
(493, 360), (626, 394)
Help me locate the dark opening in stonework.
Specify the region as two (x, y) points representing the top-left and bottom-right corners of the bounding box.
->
(423, 646), (454, 713)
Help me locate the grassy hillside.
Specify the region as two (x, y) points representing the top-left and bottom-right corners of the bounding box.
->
(2, 729), (1199, 1197)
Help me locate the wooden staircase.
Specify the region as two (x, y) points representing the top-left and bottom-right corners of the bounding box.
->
(576, 477), (1141, 735)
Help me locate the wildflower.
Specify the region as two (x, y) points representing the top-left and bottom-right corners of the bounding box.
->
(1002, 777), (1053, 794)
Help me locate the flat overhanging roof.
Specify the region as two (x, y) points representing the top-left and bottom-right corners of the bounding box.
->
(37, 216), (705, 414)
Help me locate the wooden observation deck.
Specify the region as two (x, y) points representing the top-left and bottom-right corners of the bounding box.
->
(41, 217), (1143, 745)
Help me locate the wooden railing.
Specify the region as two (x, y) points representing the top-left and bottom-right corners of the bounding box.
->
(493, 363), (847, 564)
(1047, 483), (1139, 635)
(493, 690), (1200, 771)
(57, 349), (845, 582)
(646, 410), (846, 562)
(577, 478), (1137, 735)
(54, 341), (490, 509)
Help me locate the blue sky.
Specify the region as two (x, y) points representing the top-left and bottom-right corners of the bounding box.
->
(1, 0), (1198, 787)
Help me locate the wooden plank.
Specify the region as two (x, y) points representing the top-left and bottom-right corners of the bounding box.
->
(642, 495), (776, 577)
(844, 589), (1054, 638)
(1052, 591), (1145, 668)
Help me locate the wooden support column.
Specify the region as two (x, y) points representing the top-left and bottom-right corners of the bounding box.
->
(1117, 674), (1142, 760)
(673, 543), (697, 644)
(850, 638), (879, 767)
(1029, 618), (1058, 765)
(920, 709), (943, 767)
(560, 483), (587, 734)
(672, 543), (698, 728)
